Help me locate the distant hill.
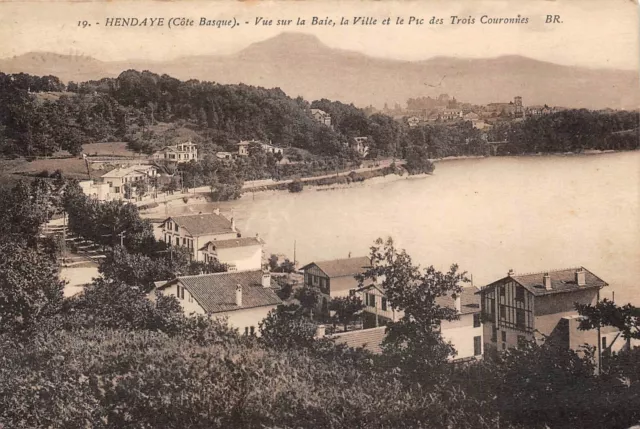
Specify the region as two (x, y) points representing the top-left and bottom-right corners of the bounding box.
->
(1, 32), (638, 110)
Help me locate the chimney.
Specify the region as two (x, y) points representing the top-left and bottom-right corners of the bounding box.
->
(315, 324), (326, 339)
(454, 294), (462, 314)
(543, 273), (552, 290)
(575, 268), (586, 286)
(262, 271), (271, 288)
(235, 284), (242, 307)
(508, 269), (514, 277)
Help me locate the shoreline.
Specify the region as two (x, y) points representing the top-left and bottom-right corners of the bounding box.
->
(139, 149), (635, 216)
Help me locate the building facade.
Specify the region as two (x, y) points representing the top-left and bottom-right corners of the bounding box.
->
(356, 284), (483, 360)
(311, 108), (332, 126)
(199, 236), (265, 272)
(151, 270), (282, 336)
(159, 212), (240, 262)
(300, 256), (370, 316)
(478, 267), (610, 353)
(153, 142), (198, 163)
(78, 179), (111, 201)
(237, 140), (284, 157)
(99, 164), (158, 199)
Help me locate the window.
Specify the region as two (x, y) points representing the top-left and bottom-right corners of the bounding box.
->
(473, 313), (481, 328)
(188, 293), (193, 303)
(250, 326), (255, 336)
(499, 305), (506, 320)
(176, 285), (185, 300)
(501, 330), (507, 342)
(474, 336), (482, 356)
(491, 327), (497, 342)
(114, 186), (120, 193)
(313, 275), (319, 286)
(499, 285), (505, 297)
(244, 327), (249, 336)
(517, 335), (526, 348)
(516, 309), (526, 328)
(304, 273), (310, 285)
(515, 286), (525, 302)
(368, 293), (376, 308)
(167, 221), (172, 230)
(381, 297), (388, 311)
(174, 223), (178, 232)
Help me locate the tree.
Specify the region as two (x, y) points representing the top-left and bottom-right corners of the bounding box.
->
(294, 285), (321, 318)
(577, 299), (640, 351)
(63, 277), (185, 333)
(329, 295), (365, 331)
(288, 178), (304, 193)
(259, 303), (317, 349)
(0, 242), (65, 336)
(404, 145), (436, 174)
(357, 237), (468, 381)
(0, 179), (57, 245)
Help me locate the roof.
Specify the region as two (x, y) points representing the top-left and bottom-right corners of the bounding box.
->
(301, 256), (371, 278)
(479, 267), (608, 297)
(162, 213), (235, 237)
(200, 236), (262, 251)
(435, 287), (481, 315)
(101, 165), (156, 178)
(163, 270), (282, 313)
(311, 108), (329, 116)
(330, 327), (386, 354)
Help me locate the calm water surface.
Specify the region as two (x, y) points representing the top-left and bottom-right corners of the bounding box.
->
(164, 152), (640, 304)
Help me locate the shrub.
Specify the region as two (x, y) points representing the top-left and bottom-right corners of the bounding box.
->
(288, 178), (304, 193)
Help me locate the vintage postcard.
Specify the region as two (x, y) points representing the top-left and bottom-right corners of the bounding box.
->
(0, 0), (638, 427)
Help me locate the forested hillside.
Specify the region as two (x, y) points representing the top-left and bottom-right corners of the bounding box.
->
(0, 70), (637, 164)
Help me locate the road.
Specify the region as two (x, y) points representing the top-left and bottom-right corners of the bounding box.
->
(136, 158), (404, 206)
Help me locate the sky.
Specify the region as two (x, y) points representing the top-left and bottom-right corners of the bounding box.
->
(0, 0), (638, 70)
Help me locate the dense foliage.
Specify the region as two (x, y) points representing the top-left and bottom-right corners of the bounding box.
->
(2, 71), (635, 165)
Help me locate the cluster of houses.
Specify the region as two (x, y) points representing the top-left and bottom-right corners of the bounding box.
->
(140, 209), (635, 363)
(404, 95), (564, 130)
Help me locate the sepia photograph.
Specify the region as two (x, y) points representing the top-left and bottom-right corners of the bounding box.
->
(0, 0), (638, 427)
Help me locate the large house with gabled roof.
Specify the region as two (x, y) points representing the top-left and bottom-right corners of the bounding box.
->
(477, 267), (619, 354)
(159, 212), (239, 262)
(151, 270), (282, 335)
(300, 256), (371, 317)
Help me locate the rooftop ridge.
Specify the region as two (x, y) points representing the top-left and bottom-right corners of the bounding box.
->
(176, 269), (262, 280)
(513, 266), (585, 277)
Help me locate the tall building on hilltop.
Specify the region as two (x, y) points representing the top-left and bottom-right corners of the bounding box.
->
(514, 96), (523, 118)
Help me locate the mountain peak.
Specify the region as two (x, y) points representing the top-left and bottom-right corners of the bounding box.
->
(238, 32), (330, 57)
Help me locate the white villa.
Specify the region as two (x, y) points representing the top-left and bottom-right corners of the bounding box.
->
(200, 236), (265, 272)
(153, 142), (198, 163)
(99, 164), (158, 200)
(150, 270), (282, 336)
